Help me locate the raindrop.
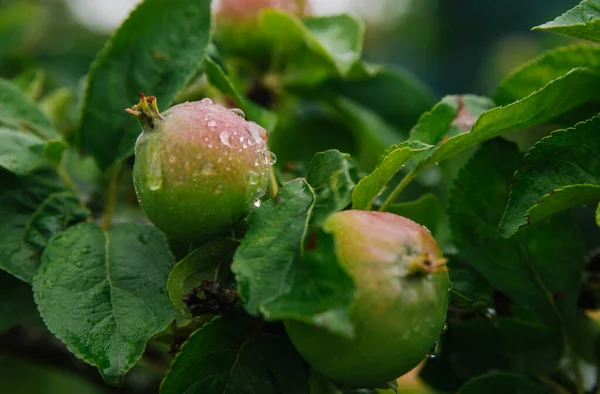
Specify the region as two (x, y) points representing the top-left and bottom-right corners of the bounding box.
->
(441, 322), (448, 334)
(254, 159), (259, 167)
(239, 136), (245, 142)
(263, 151), (277, 165)
(200, 98), (213, 104)
(248, 171), (259, 185)
(207, 119), (217, 127)
(201, 162), (215, 175)
(253, 198), (262, 208)
(485, 308), (497, 318)
(231, 108), (245, 119)
(147, 146), (163, 191)
(203, 136), (209, 143)
(219, 130), (232, 148)
(426, 341), (441, 359)
(208, 143), (213, 149)
(242, 143), (248, 149)
(246, 122), (268, 144)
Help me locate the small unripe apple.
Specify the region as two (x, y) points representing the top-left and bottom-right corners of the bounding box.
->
(285, 210), (449, 387)
(128, 95), (271, 241)
(214, 0), (309, 59)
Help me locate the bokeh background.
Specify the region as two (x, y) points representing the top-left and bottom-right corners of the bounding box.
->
(0, 0), (581, 392)
(0, 0), (576, 98)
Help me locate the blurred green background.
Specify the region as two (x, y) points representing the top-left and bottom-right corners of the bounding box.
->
(0, 0), (576, 98)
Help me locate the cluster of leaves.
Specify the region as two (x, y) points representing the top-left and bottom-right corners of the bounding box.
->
(2, 0), (600, 393)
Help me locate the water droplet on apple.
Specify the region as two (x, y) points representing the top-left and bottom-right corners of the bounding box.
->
(201, 98), (213, 104)
(231, 108), (245, 118)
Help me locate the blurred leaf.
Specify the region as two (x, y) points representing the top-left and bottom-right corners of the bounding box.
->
(0, 128), (48, 175)
(534, 0), (600, 43)
(33, 223), (175, 384)
(306, 150), (357, 224)
(322, 66), (435, 132)
(0, 178), (87, 283)
(457, 372), (543, 394)
(450, 139), (585, 323)
(40, 88), (74, 132)
(385, 193), (444, 235)
(79, 0), (212, 169)
(332, 97), (404, 169)
(352, 141), (432, 210)
(269, 104), (356, 165)
(260, 11), (363, 79)
(232, 179), (355, 337)
(161, 313), (309, 394)
(167, 238), (238, 318)
(204, 57), (277, 131)
(596, 202), (600, 226)
(0, 270), (35, 333)
(0, 357), (105, 394)
(499, 116), (600, 238)
(0, 2), (42, 61)
(0, 79), (58, 140)
(12, 69), (46, 101)
(447, 257), (493, 309)
(495, 44), (600, 105)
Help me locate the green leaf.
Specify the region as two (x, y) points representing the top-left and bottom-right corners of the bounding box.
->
(33, 223), (175, 384)
(331, 97), (404, 169)
(385, 193), (444, 235)
(79, 0), (212, 169)
(499, 116), (600, 238)
(534, 0), (600, 43)
(12, 68), (46, 101)
(447, 257), (493, 310)
(495, 44), (600, 105)
(0, 357), (106, 394)
(389, 69), (600, 209)
(352, 141), (432, 210)
(457, 372), (543, 394)
(161, 313), (309, 394)
(167, 238), (238, 318)
(596, 202), (600, 226)
(0, 78), (58, 140)
(0, 270), (35, 333)
(306, 150), (357, 224)
(450, 139), (585, 323)
(260, 11), (363, 79)
(322, 66), (435, 132)
(204, 57), (278, 131)
(232, 179), (355, 337)
(0, 180), (88, 283)
(0, 128), (47, 175)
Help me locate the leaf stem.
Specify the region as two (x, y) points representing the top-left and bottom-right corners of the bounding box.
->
(56, 164), (77, 194)
(101, 162), (122, 231)
(378, 170), (417, 211)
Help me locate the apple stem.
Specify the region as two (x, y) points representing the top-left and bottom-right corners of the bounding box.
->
(126, 93), (164, 131)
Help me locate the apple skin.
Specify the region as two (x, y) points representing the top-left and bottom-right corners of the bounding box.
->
(285, 210), (449, 387)
(130, 96), (270, 242)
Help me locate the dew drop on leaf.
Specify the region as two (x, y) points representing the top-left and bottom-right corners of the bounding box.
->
(426, 341), (441, 359)
(253, 198), (261, 208)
